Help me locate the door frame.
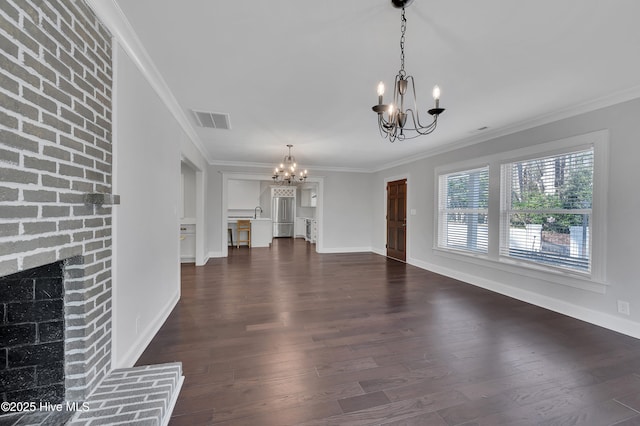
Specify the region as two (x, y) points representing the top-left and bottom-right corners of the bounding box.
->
(220, 172), (325, 257)
(384, 174), (410, 261)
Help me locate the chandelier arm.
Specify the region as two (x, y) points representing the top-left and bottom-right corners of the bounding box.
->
(407, 75), (426, 129)
(415, 119), (438, 136)
(378, 115), (389, 138)
(397, 108), (437, 136)
(412, 109), (438, 133)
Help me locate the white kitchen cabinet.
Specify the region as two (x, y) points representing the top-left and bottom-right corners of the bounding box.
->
(250, 218), (273, 248)
(180, 224), (196, 262)
(228, 218), (273, 248)
(295, 217), (306, 238)
(311, 219), (317, 243)
(300, 188), (317, 207)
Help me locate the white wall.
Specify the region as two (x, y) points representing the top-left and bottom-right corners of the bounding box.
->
(180, 162), (196, 219)
(112, 45), (196, 367)
(180, 136), (208, 266)
(321, 172), (373, 252)
(373, 97), (640, 337)
(227, 179), (260, 211)
(259, 181), (272, 218)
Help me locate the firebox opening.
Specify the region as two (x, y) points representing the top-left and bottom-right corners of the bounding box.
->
(1, 260), (66, 408)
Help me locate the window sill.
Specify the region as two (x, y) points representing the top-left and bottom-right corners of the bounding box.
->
(433, 246), (608, 294)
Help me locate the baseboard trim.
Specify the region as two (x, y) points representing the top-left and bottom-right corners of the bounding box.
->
(207, 251), (225, 259)
(371, 248), (385, 256)
(406, 256), (640, 340)
(319, 246), (373, 254)
(116, 289), (180, 368)
(196, 255), (210, 266)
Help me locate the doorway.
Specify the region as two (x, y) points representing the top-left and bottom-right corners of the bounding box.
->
(220, 173), (324, 257)
(386, 179), (407, 261)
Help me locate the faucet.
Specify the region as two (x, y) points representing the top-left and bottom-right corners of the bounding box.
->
(254, 206), (262, 219)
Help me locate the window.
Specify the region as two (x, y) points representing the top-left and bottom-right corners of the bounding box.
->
(438, 166), (489, 254)
(500, 147), (594, 273)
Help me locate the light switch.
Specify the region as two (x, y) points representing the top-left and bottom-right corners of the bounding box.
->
(410, 209), (417, 216)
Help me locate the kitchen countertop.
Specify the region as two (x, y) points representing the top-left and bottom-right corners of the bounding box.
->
(228, 217), (272, 222)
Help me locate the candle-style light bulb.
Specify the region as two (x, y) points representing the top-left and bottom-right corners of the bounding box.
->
(432, 85), (441, 108)
(432, 85), (441, 100)
(377, 82), (384, 105)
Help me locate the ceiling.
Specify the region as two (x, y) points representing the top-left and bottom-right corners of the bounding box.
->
(111, 0), (640, 172)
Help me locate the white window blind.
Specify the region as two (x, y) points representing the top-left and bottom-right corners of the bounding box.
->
(500, 147), (594, 273)
(438, 167), (489, 254)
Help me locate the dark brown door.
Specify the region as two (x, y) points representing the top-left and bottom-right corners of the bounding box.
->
(386, 179), (407, 261)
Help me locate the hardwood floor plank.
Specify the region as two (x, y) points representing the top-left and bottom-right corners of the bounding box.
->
(538, 399), (639, 426)
(437, 379), (570, 425)
(359, 365), (454, 394)
(338, 391), (391, 414)
(301, 389), (467, 426)
(612, 416), (640, 426)
(315, 357), (380, 377)
(379, 411), (448, 426)
(222, 400), (343, 426)
(132, 239), (640, 425)
(616, 390), (640, 412)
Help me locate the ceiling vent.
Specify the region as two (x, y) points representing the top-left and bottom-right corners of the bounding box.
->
(191, 110), (231, 130)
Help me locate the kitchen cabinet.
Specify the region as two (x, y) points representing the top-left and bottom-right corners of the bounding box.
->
(227, 218), (273, 248)
(300, 188), (317, 207)
(304, 218), (317, 243)
(295, 217), (307, 238)
(311, 219), (317, 243)
(250, 218), (273, 248)
(180, 223), (195, 262)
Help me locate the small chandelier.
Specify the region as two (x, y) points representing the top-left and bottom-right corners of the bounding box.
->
(372, 0), (445, 142)
(272, 144), (308, 185)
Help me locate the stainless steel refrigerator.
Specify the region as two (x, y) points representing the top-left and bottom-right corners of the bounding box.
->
(272, 196), (295, 237)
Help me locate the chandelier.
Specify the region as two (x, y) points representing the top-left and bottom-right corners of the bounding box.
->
(272, 144), (308, 185)
(372, 0), (446, 142)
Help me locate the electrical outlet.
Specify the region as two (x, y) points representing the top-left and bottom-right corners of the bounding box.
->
(617, 300), (630, 316)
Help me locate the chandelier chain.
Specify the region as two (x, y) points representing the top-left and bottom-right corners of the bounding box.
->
(399, 8), (407, 77)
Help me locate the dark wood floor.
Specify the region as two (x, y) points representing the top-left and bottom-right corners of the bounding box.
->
(137, 238), (640, 425)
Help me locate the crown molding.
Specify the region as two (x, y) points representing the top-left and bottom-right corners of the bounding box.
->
(373, 85), (640, 173)
(209, 160), (371, 174)
(85, 0), (212, 164)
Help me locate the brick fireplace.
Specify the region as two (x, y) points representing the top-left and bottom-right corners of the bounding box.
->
(1, 0), (114, 410)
